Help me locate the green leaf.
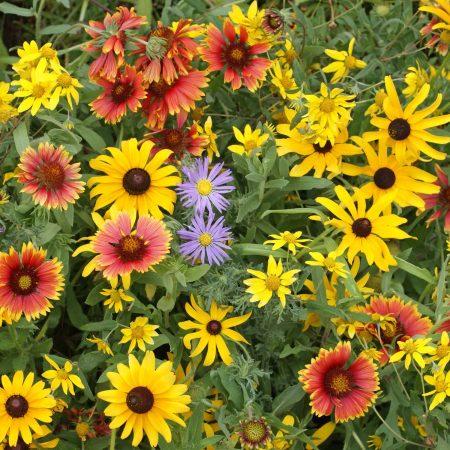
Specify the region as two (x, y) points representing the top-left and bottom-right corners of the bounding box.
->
(41, 24), (72, 35)
(0, 2), (34, 16)
(233, 243), (287, 258)
(66, 286), (89, 328)
(80, 320), (118, 332)
(157, 295), (176, 312)
(260, 207), (326, 220)
(136, 0), (153, 23)
(13, 122), (30, 155)
(184, 264), (210, 282)
(395, 257), (435, 284)
(272, 384), (304, 415)
(37, 223), (61, 245)
(77, 125), (106, 150)
(85, 282), (108, 306)
(283, 176), (333, 191)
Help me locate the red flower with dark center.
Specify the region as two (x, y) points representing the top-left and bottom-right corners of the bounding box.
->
(422, 165), (450, 231)
(91, 65), (146, 124)
(202, 20), (272, 91)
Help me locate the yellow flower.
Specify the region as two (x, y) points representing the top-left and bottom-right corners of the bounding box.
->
(323, 37), (366, 83)
(0, 82), (14, 105)
(331, 317), (360, 338)
(423, 370), (450, 410)
(244, 255), (300, 308)
(179, 295), (251, 366)
(389, 337), (435, 369)
(51, 66), (83, 109)
(305, 422), (336, 450)
(316, 185), (413, 271)
(276, 39), (297, 66)
(365, 89), (387, 117)
(267, 415), (295, 450)
(0, 104), (19, 124)
(101, 286), (134, 313)
(0, 425), (59, 449)
(403, 64), (430, 98)
(87, 336), (113, 356)
(0, 307), (14, 326)
(98, 351), (191, 447)
(270, 61), (300, 100)
(429, 331), (450, 367)
(12, 59), (57, 116)
(367, 435), (383, 450)
(364, 75), (450, 164)
(361, 348), (383, 362)
(264, 230), (310, 255)
(303, 83), (356, 146)
(14, 41), (61, 75)
(52, 397), (68, 412)
(75, 421), (91, 441)
(306, 251), (349, 278)
(42, 355), (85, 396)
(197, 116), (219, 160)
(228, 0), (269, 45)
(411, 415), (428, 437)
(119, 316), (159, 353)
(228, 124), (269, 156)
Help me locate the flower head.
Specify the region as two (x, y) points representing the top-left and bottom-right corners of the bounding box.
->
(420, 0), (450, 55)
(228, 1), (269, 45)
(270, 61), (299, 100)
(119, 316), (159, 353)
(264, 230), (310, 255)
(422, 165), (450, 231)
(238, 417), (272, 449)
(365, 89), (387, 117)
(42, 355), (85, 395)
(87, 336), (113, 355)
(228, 124), (269, 156)
(389, 337), (435, 369)
(306, 251), (349, 278)
(101, 286), (134, 313)
(196, 116), (220, 161)
(429, 331), (450, 367)
(51, 66), (83, 109)
(423, 370), (450, 410)
(403, 64), (430, 98)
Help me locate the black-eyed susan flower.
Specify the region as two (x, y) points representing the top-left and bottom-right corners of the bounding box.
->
(238, 417), (272, 449)
(365, 89), (387, 117)
(0, 425), (59, 449)
(264, 230), (310, 255)
(101, 285), (134, 313)
(364, 75), (450, 163)
(306, 251), (348, 278)
(42, 355), (84, 396)
(119, 316), (159, 353)
(299, 341), (380, 422)
(228, 124), (269, 156)
(389, 337), (435, 369)
(342, 137), (440, 212)
(323, 37), (366, 83)
(87, 336), (113, 356)
(423, 370), (450, 410)
(316, 185), (413, 271)
(97, 351), (191, 447)
(0, 371), (56, 446)
(244, 255), (300, 308)
(88, 138), (181, 218)
(429, 331), (450, 367)
(179, 295), (251, 366)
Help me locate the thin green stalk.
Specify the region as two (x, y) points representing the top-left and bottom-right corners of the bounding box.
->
(35, 0), (47, 46)
(109, 428), (116, 450)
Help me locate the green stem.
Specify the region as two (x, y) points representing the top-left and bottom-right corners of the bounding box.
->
(35, 316), (51, 341)
(35, 0), (47, 46)
(109, 428), (116, 450)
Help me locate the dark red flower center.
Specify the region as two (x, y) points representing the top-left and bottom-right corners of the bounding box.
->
(439, 186), (450, 207)
(122, 168), (151, 195)
(5, 395), (29, 418)
(126, 386), (154, 414)
(313, 141), (333, 154)
(206, 320), (222, 335)
(352, 218), (372, 237)
(117, 235), (146, 262)
(147, 78), (171, 98)
(37, 162), (66, 190)
(9, 266), (38, 296)
(224, 42), (250, 69)
(388, 118), (411, 141)
(374, 167), (396, 189)
(161, 128), (188, 155)
(4, 437), (29, 450)
(111, 81), (134, 104)
(324, 367), (354, 398)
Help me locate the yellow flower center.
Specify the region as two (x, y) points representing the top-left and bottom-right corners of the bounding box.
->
(323, 256), (337, 271)
(344, 55), (357, 69)
(285, 48), (296, 65)
(76, 421), (91, 438)
(56, 369), (69, 380)
(196, 179), (213, 196)
(110, 290), (122, 304)
(320, 98), (335, 113)
(280, 76), (293, 89)
(41, 47), (57, 59)
(230, 47), (244, 61)
(18, 274), (32, 290)
(403, 341), (417, 353)
(32, 84), (46, 99)
(282, 232), (298, 244)
(244, 139), (258, 151)
(265, 275), (281, 291)
(131, 326), (145, 339)
(57, 72), (73, 88)
(324, 368), (353, 398)
(434, 379), (447, 392)
(441, 30), (450, 44)
(436, 344), (449, 359)
(198, 232), (213, 247)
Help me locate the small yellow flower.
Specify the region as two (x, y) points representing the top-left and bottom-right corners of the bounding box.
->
(87, 336), (113, 356)
(52, 397), (68, 412)
(267, 415), (295, 450)
(270, 61), (300, 100)
(197, 116), (219, 160)
(228, 124), (269, 156)
(75, 421), (92, 441)
(331, 317), (360, 338)
(323, 37), (367, 83)
(306, 251), (348, 278)
(101, 286), (134, 313)
(264, 230), (310, 255)
(0, 82), (15, 105)
(389, 337), (435, 369)
(0, 307), (14, 326)
(423, 370), (450, 410)
(51, 66), (83, 109)
(0, 84), (19, 124)
(228, 0), (269, 45)
(244, 255), (300, 308)
(119, 316), (159, 353)
(410, 415), (428, 437)
(367, 434), (383, 450)
(14, 40), (61, 74)
(276, 39), (297, 66)
(365, 89), (388, 117)
(361, 348), (383, 362)
(42, 355), (85, 396)
(402, 64), (430, 98)
(429, 331), (450, 367)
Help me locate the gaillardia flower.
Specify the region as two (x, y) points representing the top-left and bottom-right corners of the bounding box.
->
(73, 210), (171, 289)
(422, 165), (450, 231)
(97, 351), (191, 447)
(17, 142), (85, 210)
(88, 139), (181, 218)
(0, 243), (64, 321)
(298, 341), (380, 422)
(238, 417), (272, 449)
(179, 295), (251, 366)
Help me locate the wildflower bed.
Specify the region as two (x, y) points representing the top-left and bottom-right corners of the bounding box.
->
(0, 0), (449, 449)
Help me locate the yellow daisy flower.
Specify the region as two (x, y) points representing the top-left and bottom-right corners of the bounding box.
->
(0, 371), (56, 446)
(403, 64), (430, 98)
(42, 355), (85, 396)
(276, 39), (297, 66)
(364, 75), (450, 164)
(423, 370), (450, 410)
(0, 307), (14, 327)
(0, 82), (14, 105)
(244, 255), (300, 307)
(88, 138), (181, 218)
(0, 425), (59, 449)
(316, 185), (413, 271)
(331, 317), (361, 338)
(228, 0), (268, 45)
(87, 336), (113, 356)
(429, 331), (450, 367)
(179, 295), (251, 366)
(323, 37), (366, 83)
(306, 251), (349, 278)
(196, 116), (219, 160)
(119, 316), (159, 353)
(264, 230), (310, 255)
(342, 137), (440, 212)
(97, 351), (191, 447)
(389, 337), (435, 369)
(267, 415), (295, 450)
(51, 67), (83, 109)
(228, 124), (269, 156)
(303, 83), (356, 145)
(367, 435), (383, 450)
(270, 61), (300, 100)
(365, 89), (387, 117)
(14, 41), (61, 73)
(0, 103), (19, 124)
(101, 286), (134, 313)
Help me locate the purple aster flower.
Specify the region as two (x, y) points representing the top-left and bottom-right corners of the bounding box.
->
(176, 157), (235, 214)
(178, 214), (232, 266)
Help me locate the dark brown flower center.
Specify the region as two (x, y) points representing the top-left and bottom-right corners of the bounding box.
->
(439, 186), (450, 207)
(117, 235), (146, 262)
(126, 386), (154, 414)
(206, 320), (222, 335)
(374, 167), (396, 189)
(388, 118), (411, 141)
(313, 141), (333, 154)
(111, 82), (134, 104)
(4, 437), (29, 450)
(38, 162), (66, 190)
(147, 78), (171, 98)
(224, 42), (250, 69)
(5, 395), (29, 418)
(9, 267), (38, 296)
(122, 168), (151, 195)
(161, 128), (188, 155)
(324, 367), (353, 398)
(352, 218), (372, 237)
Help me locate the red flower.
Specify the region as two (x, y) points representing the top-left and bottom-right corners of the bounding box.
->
(85, 6), (146, 80)
(422, 165), (450, 231)
(142, 69), (208, 130)
(91, 65), (146, 124)
(134, 19), (201, 84)
(202, 20), (272, 91)
(299, 342), (379, 422)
